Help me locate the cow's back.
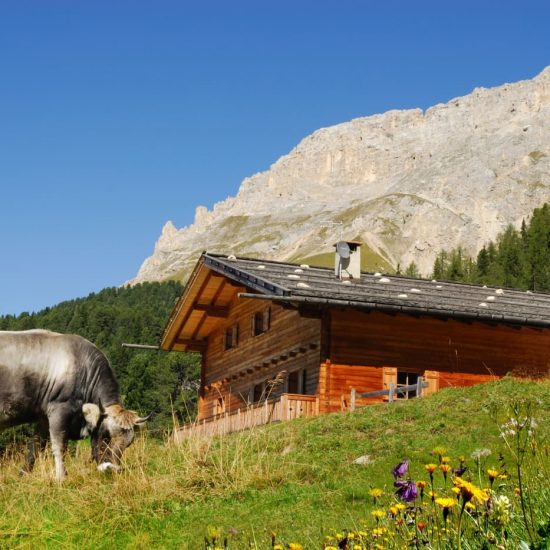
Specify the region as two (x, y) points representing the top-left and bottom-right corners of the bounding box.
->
(0, 330), (82, 425)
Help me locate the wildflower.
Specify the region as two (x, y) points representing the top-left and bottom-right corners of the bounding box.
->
(465, 501), (476, 511)
(491, 495), (512, 528)
(417, 521), (427, 531)
(288, 544), (303, 550)
(391, 459), (409, 479)
(389, 505), (399, 516)
(432, 446), (447, 462)
(395, 503), (406, 511)
(436, 497), (457, 522)
(369, 488), (384, 502)
(425, 463), (438, 478)
(441, 456), (451, 464)
(451, 486), (460, 496)
(273, 546), (284, 550)
(471, 448), (491, 461)
(439, 463), (452, 480)
(416, 480), (427, 499)
(429, 490), (437, 501)
(453, 477), (490, 504)
(487, 468), (499, 486)
(394, 480), (418, 502)
(371, 509), (385, 520)
(453, 466), (467, 477)
(372, 527), (387, 536)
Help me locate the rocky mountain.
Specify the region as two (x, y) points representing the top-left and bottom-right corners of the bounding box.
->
(132, 66), (550, 284)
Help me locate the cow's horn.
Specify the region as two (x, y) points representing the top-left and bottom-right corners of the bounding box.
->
(135, 412), (152, 425)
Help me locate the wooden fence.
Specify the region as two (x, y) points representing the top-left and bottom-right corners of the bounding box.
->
(174, 393), (319, 441)
(348, 376), (429, 411)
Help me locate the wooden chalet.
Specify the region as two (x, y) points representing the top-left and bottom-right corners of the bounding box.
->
(160, 244), (550, 439)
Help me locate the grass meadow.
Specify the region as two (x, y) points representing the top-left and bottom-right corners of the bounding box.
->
(0, 377), (548, 549)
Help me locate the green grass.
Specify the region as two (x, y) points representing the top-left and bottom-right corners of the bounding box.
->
(1, 378), (548, 548)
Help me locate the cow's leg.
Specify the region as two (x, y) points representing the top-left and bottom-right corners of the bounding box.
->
(47, 407), (70, 481)
(22, 419), (49, 474)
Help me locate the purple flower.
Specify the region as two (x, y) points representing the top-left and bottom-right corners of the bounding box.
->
(391, 460), (409, 479)
(454, 466), (467, 477)
(394, 480), (418, 502)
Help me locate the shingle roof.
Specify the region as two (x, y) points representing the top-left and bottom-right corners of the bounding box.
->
(203, 252), (550, 328)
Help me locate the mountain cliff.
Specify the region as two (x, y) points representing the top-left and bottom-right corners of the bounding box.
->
(132, 66), (550, 284)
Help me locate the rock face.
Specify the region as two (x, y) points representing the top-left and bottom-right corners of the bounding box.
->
(132, 67), (550, 284)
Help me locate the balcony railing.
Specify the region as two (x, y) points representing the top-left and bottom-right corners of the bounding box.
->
(173, 393), (319, 441)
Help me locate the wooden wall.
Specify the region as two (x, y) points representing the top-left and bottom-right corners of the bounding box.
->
(199, 300), (321, 419)
(327, 309), (549, 384)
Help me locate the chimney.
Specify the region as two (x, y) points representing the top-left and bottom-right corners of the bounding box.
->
(334, 241), (362, 280)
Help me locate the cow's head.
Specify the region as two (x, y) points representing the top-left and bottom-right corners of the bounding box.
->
(82, 403), (149, 472)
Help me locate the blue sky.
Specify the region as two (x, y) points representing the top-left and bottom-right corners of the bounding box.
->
(1, 0), (549, 315)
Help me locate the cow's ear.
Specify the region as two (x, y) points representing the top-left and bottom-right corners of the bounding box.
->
(82, 403), (101, 429)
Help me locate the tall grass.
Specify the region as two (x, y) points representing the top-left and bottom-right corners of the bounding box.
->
(0, 377), (548, 548)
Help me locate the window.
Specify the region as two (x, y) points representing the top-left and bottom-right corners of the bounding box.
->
(224, 323), (239, 350)
(253, 383), (264, 403)
(287, 369), (308, 394)
(397, 371), (419, 399)
(252, 307), (271, 336)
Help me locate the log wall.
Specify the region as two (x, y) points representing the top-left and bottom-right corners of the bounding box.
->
(199, 300), (321, 419)
(329, 309), (550, 379)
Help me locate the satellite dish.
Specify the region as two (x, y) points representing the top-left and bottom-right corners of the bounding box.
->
(336, 241), (351, 259)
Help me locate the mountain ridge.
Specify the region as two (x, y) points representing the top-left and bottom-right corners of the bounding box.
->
(131, 66), (550, 284)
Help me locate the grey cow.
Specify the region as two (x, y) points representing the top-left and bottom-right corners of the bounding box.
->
(0, 329), (148, 480)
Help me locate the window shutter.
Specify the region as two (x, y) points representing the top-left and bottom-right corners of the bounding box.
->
(383, 367), (397, 388)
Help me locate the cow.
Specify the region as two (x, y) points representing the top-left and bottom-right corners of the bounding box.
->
(0, 329), (148, 480)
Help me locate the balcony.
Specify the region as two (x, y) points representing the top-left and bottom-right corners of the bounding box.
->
(173, 393), (320, 441)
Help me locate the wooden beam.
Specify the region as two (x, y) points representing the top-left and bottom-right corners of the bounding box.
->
(194, 304), (230, 318)
(174, 337), (208, 352)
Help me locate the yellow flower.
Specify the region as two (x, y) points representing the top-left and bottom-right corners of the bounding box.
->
(425, 463), (438, 474)
(324, 547), (338, 550)
(453, 477), (490, 504)
(451, 486), (461, 495)
(465, 501), (476, 510)
(369, 488), (384, 499)
(487, 468), (499, 480)
(389, 505), (399, 516)
(432, 446), (447, 458)
(441, 456), (452, 464)
(395, 503), (406, 511)
(440, 464), (452, 473)
(416, 480), (427, 489)
(273, 546), (284, 550)
(289, 544), (303, 550)
(436, 497), (457, 509)
(371, 509), (385, 519)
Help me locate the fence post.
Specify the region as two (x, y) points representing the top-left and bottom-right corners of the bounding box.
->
(388, 383), (395, 403)
(350, 387), (356, 411)
(417, 376), (424, 398)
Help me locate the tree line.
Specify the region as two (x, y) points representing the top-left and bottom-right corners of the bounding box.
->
(0, 281), (200, 434)
(429, 203), (550, 290)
